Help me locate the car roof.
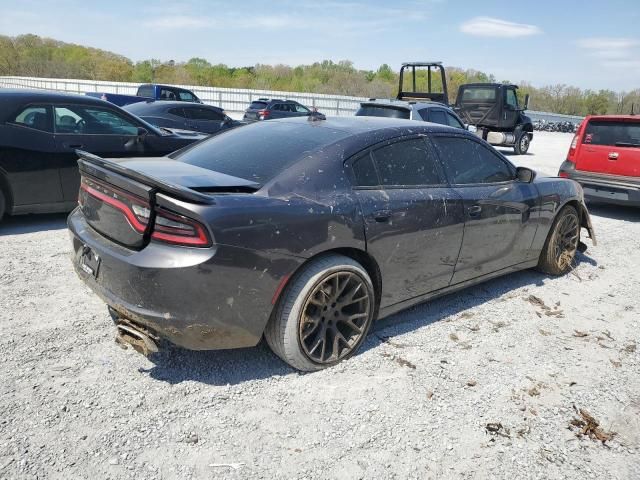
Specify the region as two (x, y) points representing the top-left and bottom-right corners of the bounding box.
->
(585, 114), (640, 121)
(461, 83), (517, 89)
(124, 101), (223, 112)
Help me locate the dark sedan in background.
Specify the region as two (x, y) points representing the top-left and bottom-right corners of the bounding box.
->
(68, 116), (596, 371)
(0, 90), (206, 219)
(124, 101), (243, 135)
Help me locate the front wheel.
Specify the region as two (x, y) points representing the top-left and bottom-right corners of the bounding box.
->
(514, 132), (531, 155)
(537, 206), (580, 275)
(264, 254), (376, 371)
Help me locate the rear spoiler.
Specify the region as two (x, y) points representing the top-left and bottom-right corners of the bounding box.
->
(76, 150), (217, 205)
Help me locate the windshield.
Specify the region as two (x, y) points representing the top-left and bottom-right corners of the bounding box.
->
(584, 120), (640, 147)
(170, 121), (350, 184)
(460, 87), (497, 102)
(355, 105), (410, 119)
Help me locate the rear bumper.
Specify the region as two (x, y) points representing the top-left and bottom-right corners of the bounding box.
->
(558, 163), (640, 207)
(68, 208), (302, 350)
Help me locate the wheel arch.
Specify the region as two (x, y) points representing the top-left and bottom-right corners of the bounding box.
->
(273, 247), (383, 320)
(0, 168), (13, 214)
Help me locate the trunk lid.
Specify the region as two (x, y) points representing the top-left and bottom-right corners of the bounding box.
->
(77, 152), (259, 249)
(576, 117), (640, 177)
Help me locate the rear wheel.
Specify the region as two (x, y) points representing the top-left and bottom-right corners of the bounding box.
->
(265, 254), (376, 371)
(537, 206), (580, 275)
(514, 132), (531, 155)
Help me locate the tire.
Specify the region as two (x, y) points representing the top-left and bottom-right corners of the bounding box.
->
(264, 254), (376, 371)
(536, 205), (580, 275)
(514, 132), (531, 155)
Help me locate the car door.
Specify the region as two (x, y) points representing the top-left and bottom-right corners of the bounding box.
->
(503, 87), (519, 128)
(431, 134), (539, 284)
(1, 104), (64, 208)
(53, 104), (143, 202)
(350, 136), (466, 307)
(184, 106), (225, 134)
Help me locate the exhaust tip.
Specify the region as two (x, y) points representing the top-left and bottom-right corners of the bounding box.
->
(115, 323), (159, 356)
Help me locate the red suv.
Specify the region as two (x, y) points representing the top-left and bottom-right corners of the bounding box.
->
(558, 115), (640, 206)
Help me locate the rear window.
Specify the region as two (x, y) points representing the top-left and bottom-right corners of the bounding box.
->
(460, 87), (497, 102)
(249, 101), (268, 110)
(170, 122), (350, 185)
(584, 120), (640, 147)
(355, 106), (410, 120)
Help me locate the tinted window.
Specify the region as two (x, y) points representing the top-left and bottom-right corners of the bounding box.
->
(171, 122), (350, 185)
(446, 113), (464, 129)
(11, 106), (51, 132)
(168, 107), (186, 118)
(584, 120), (640, 147)
(505, 89), (518, 108)
(54, 106), (139, 135)
(178, 90), (198, 102)
(137, 85), (153, 97)
(355, 106), (410, 120)
(429, 110), (447, 125)
(418, 109), (430, 121)
(460, 87), (497, 102)
(433, 136), (514, 184)
(185, 107), (224, 121)
(351, 154), (379, 187)
(159, 89), (177, 100)
(294, 104), (310, 113)
(372, 138), (442, 186)
(249, 101), (267, 110)
(272, 104), (282, 111)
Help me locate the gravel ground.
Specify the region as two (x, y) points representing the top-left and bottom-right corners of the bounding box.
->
(1, 132), (639, 480)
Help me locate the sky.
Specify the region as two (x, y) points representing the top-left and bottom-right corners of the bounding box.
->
(1, 0), (639, 91)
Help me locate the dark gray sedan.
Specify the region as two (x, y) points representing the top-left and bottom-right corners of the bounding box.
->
(68, 116), (596, 371)
(124, 101), (242, 134)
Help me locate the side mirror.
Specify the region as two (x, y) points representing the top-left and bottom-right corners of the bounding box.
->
(516, 166), (536, 183)
(523, 94), (530, 110)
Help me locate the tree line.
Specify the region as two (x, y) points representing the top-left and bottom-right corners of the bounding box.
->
(1, 34), (638, 116)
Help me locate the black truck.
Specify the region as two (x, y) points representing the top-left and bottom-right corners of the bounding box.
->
(454, 83), (533, 155)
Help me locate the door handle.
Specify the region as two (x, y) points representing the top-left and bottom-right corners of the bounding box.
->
(608, 152), (619, 160)
(372, 210), (392, 222)
(65, 143), (84, 149)
(468, 205), (482, 217)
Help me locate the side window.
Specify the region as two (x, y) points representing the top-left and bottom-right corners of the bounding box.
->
(186, 107), (224, 121)
(11, 106), (52, 132)
(54, 106), (139, 135)
(418, 109), (430, 121)
(168, 107), (186, 118)
(159, 89), (177, 100)
(137, 85), (153, 98)
(429, 110), (447, 125)
(433, 136), (514, 184)
(371, 138), (442, 186)
(177, 90), (197, 102)
(446, 113), (465, 129)
(505, 89), (518, 109)
(294, 104), (310, 113)
(272, 104), (282, 111)
(351, 153), (379, 187)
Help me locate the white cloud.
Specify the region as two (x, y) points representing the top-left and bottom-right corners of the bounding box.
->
(576, 37), (639, 60)
(460, 17), (541, 38)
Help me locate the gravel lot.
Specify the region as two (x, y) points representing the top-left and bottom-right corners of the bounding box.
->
(1, 132), (639, 480)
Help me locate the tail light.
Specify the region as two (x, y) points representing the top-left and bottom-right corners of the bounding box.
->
(151, 208), (210, 247)
(80, 177), (150, 233)
(258, 109), (270, 120)
(80, 176), (211, 248)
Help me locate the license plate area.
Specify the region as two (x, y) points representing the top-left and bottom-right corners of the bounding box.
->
(80, 245), (101, 278)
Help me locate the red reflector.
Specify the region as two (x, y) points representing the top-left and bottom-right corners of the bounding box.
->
(559, 172), (569, 178)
